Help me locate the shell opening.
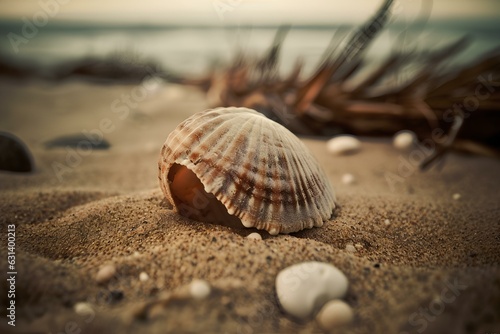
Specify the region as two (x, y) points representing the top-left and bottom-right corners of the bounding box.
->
(168, 164), (245, 229)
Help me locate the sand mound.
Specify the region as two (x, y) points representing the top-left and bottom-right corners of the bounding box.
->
(0, 81), (499, 333)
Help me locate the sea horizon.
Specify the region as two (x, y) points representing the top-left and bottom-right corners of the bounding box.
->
(1, 17), (499, 77)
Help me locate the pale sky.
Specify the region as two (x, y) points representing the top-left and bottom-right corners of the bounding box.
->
(0, 0), (499, 25)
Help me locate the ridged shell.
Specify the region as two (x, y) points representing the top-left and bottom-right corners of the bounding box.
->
(158, 107), (336, 235)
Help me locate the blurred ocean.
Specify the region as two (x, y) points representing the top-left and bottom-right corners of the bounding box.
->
(0, 19), (499, 77)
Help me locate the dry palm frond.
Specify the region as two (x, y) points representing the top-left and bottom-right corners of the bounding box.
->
(179, 0), (500, 168)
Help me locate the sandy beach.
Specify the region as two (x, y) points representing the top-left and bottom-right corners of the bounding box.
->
(0, 79), (499, 333)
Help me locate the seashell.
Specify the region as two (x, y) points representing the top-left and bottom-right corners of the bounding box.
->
(189, 279), (211, 300)
(316, 300), (354, 330)
(158, 107), (336, 235)
(393, 130), (416, 150)
(341, 173), (355, 185)
(326, 135), (361, 155)
(95, 264), (116, 284)
(246, 232), (262, 241)
(73, 302), (95, 317)
(139, 272), (149, 282)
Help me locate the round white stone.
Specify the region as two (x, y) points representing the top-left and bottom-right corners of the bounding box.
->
(326, 136), (361, 155)
(96, 264), (116, 284)
(190, 279), (211, 300)
(452, 193), (461, 200)
(384, 219), (391, 226)
(275, 261), (349, 319)
(393, 130), (416, 150)
(139, 272), (149, 282)
(341, 173), (355, 185)
(316, 300), (354, 330)
(74, 302), (94, 316)
(246, 232), (262, 240)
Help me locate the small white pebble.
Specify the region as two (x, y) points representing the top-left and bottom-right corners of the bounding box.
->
(384, 219), (391, 226)
(453, 193), (461, 200)
(354, 243), (363, 250)
(276, 262), (349, 319)
(133, 251), (141, 258)
(341, 173), (356, 185)
(139, 272), (149, 282)
(74, 302), (94, 316)
(316, 300), (354, 330)
(327, 136), (361, 155)
(393, 130), (416, 150)
(345, 244), (356, 253)
(96, 264), (116, 284)
(246, 232), (262, 240)
(190, 279), (211, 300)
